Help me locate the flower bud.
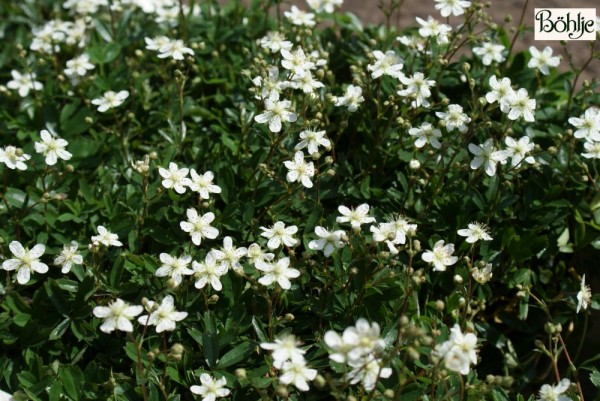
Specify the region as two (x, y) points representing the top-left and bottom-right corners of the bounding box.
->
(275, 386), (288, 398)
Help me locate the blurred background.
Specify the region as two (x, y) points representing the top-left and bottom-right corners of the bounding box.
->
(293, 0), (599, 83)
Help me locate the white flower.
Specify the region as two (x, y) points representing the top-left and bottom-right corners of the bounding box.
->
(422, 240), (458, 271)
(582, 141), (600, 159)
(260, 221), (298, 249)
(537, 379), (572, 401)
(346, 319), (386, 360)
(145, 36), (171, 51)
(334, 84), (365, 112)
(254, 98), (297, 133)
(188, 170), (222, 199)
(367, 50), (404, 79)
(158, 162), (192, 194)
(210, 236), (248, 272)
(7, 70), (43, 97)
(247, 243), (275, 265)
(473, 42), (506, 66)
(91, 90), (129, 112)
(138, 295), (187, 333)
(91, 225), (123, 247)
(0, 146), (31, 170)
(34, 130), (72, 166)
(409, 122), (442, 149)
(290, 71), (324, 94)
(471, 263), (493, 284)
(180, 209), (219, 246)
(398, 72), (436, 108)
(255, 257), (300, 290)
(260, 31), (293, 53)
(307, 0), (343, 13)
(569, 108), (600, 142)
(64, 54), (95, 77)
(576, 274), (592, 313)
(507, 88), (536, 122)
(295, 129), (330, 155)
(93, 298), (143, 334)
(436, 104), (471, 133)
(284, 151), (315, 188)
(434, 0), (471, 17)
(434, 324), (478, 375)
(486, 75), (514, 113)
(416, 16), (452, 44)
(281, 47), (315, 75)
(500, 136), (535, 167)
(337, 204), (376, 229)
(346, 356), (392, 391)
(192, 252), (228, 291)
(309, 226), (346, 257)
(284, 6), (316, 27)
(157, 39), (194, 60)
(190, 373), (230, 401)
(468, 138), (508, 177)
(252, 66), (289, 101)
(457, 222), (492, 243)
(54, 241), (83, 274)
(279, 359), (317, 392)
(370, 216), (416, 254)
(155, 253), (193, 285)
(2, 241), (48, 285)
(260, 334), (306, 369)
(528, 46), (560, 75)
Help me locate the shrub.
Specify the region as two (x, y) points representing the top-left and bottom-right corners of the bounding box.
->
(0, 0), (599, 400)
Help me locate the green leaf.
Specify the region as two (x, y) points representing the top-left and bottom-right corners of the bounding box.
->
(13, 313), (31, 327)
(59, 366), (83, 401)
(251, 317), (268, 343)
(88, 42), (122, 64)
(202, 332), (219, 368)
(216, 341), (254, 369)
(590, 370), (600, 388)
(48, 381), (62, 401)
(49, 318), (71, 340)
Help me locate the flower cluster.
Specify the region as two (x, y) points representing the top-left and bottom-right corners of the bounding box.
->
(261, 335), (317, 392)
(324, 318), (391, 391)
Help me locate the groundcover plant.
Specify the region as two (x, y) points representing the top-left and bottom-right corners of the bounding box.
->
(0, 0), (599, 400)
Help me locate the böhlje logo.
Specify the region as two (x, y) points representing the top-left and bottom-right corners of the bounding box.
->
(534, 8), (596, 40)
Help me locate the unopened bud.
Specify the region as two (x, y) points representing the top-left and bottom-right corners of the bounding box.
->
(171, 343), (184, 355)
(275, 386), (288, 398)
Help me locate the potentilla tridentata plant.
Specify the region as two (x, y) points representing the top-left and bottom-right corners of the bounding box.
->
(0, 0), (599, 400)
